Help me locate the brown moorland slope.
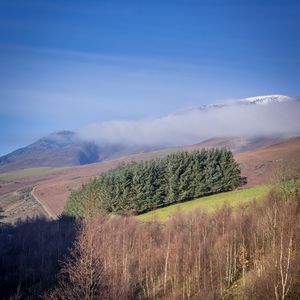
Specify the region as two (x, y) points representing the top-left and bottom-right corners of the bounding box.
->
(236, 136), (300, 187)
(1, 136), (299, 221)
(31, 136), (300, 219)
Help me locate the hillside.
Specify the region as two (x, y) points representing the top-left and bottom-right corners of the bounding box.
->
(138, 184), (270, 221)
(0, 131), (100, 172)
(2, 184), (300, 300)
(1, 136), (299, 222)
(188, 136), (284, 153)
(236, 136), (300, 187)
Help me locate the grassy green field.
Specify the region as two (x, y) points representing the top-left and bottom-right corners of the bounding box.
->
(137, 184), (271, 222)
(0, 167), (68, 182)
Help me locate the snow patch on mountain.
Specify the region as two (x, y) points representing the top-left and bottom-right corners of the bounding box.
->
(239, 95), (294, 105)
(176, 95), (296, 115)
(78, 94), (300, 147)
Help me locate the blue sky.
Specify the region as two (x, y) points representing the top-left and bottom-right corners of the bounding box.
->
(0, 0), (299, 155)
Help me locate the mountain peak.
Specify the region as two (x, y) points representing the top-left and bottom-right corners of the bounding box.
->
(170, 94), (296, 117)
(189, 95), (295, 114)
(46, 130), (76, 139)
(40, 130), (78, 145)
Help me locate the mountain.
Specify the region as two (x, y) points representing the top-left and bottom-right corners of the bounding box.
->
(0, 131), (101, 172)
(188, 136), (285, 153)
(238, 94), (293, 105)
(184, 94), (295, 113)
(0, 131), (157, 173)
(0, 95), (298, 173)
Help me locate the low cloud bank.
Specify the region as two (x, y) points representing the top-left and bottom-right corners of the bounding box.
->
(78, 101), (300, 147)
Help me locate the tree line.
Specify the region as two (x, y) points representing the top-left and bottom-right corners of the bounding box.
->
(1, 172), (299, 299)
(48, 188), (300, 300)
(64, 148), (246, 217)
(0, 216), (76, 299)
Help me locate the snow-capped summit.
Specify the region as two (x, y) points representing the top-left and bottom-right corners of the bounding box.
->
(239, 94), (294, 105)
(176, 95), (296, 116)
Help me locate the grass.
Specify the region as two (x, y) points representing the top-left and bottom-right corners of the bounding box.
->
(0, 167), (68, 182)
(137, 184), (271, 222)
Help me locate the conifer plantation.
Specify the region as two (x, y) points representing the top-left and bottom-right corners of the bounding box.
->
(64, 149), (246, 217)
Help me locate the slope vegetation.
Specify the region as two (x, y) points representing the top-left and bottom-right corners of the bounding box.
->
(138, 184), (270, 221)
(64, 149), (246, 217)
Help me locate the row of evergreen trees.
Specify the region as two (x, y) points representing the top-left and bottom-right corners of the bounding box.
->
(64, 148), (246, 217)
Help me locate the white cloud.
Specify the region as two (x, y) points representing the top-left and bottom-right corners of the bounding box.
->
(78, 100), (300, 147)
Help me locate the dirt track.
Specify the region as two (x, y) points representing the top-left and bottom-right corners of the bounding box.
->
(31, 186), (55, 219)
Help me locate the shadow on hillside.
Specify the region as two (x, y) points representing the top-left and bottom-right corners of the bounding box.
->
(0, 216), (77, 299)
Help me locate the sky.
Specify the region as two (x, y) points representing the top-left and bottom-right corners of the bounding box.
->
(0, 0), (299, 155)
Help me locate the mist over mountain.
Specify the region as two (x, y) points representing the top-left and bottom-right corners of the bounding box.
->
(79, 95), (300, 147)
(0, 95), (299, 173)
(0, 131), (157, 173)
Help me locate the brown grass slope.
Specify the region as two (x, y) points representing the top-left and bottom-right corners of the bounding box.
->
(1, 136), (299, 221)
(25, 137), (300, 219)
(236, 136), (300, 187)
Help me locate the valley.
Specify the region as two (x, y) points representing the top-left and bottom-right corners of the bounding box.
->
(1, 1), (299, 298)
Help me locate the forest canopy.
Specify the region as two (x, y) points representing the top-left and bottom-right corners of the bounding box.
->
(64, 148), (246, 217)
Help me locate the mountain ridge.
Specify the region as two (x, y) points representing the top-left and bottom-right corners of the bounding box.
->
(179, 94), (296, 114)
(0, 94), (298, 173)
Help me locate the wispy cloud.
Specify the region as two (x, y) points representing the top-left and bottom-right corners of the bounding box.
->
(0, 44), (214, 73)
(1, 45), (242, 124)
